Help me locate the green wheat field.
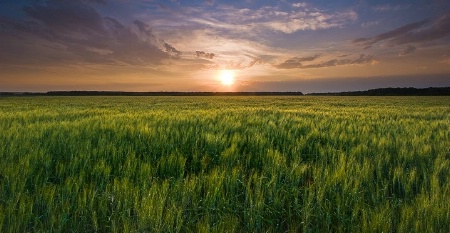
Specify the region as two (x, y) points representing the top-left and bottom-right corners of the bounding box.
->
(1, 96), (449, 232)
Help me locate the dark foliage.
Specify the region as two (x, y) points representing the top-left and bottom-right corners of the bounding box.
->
(307, 87), (450, 96)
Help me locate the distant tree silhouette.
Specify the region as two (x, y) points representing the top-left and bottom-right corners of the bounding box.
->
(307, 87), (450, 96)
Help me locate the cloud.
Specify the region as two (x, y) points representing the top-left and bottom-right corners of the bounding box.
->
(353, 20), (428, 48)
(354, 12), (450, 48)
(261, 10), (358, 33)
(276, 54), (377, 69)
(399, 45), (416, 56)
(165, 43), (182, 56)
(361, 21), (379, 28)
(372, 4), (410, 12)
(390, 12), (450, 45)
(22, 0), (106, 34)
(200, 53), (266, 70)
(0, 0), (181, 66)
(196, 51), (215, 59)
(248, 57), (264, 67)
(275, 55), (320, 69)
(188, 5), (358, 34)
(293, 2), (307, 8)
(223, 58), (264, 70)
(205, 0), (214, 6)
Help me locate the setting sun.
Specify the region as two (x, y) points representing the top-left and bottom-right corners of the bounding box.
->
(219, 70), (235, 86)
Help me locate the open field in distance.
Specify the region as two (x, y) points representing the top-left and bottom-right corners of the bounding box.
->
(0, 96), (449, 232)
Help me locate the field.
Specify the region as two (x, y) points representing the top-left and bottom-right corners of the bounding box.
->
(0, 96), (449, 232)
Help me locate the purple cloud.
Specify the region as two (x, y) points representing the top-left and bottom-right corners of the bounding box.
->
(353, 20), (428, 47)
(0, 0), (180, 66)
(354, 12), (450, 48)
(391, 12), (450, 45)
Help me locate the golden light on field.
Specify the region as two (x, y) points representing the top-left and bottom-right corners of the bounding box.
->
(219, 70), (235, 86)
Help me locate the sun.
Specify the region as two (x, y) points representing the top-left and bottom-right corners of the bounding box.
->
(219, 70), (235, 86)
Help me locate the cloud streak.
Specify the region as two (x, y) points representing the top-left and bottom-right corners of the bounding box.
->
(353, 20), (428, 48)
(276, 54), (377, 69)
(354, 12), (450, 48)
(372, 4), (410, 12)
(188, 5), (358, 34)
(275, 55), (320, 69)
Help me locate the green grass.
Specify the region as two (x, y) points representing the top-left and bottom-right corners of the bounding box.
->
(0, 96), (449, 232)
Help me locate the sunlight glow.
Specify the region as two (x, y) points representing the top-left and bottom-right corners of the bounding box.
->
(219, 70), (235, 86)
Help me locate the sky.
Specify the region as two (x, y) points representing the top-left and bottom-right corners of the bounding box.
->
(1, 0), (450, 93)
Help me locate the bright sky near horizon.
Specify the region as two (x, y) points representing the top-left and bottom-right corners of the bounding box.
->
(1, 0), (449, 93)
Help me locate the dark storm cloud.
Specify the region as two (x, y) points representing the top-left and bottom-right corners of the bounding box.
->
(0, 0), (180, 66)
(354, 12), (450, 48)
(276, 54), (377, 69)
(196, 51), (215, 59)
